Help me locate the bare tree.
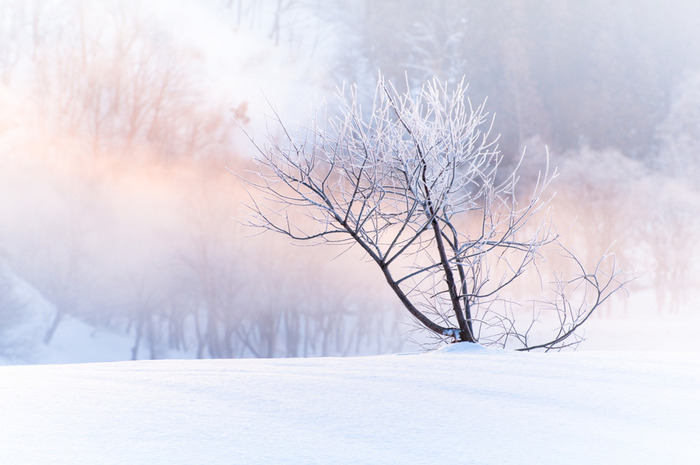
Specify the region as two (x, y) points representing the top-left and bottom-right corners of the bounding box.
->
(245, 76), (625, 351)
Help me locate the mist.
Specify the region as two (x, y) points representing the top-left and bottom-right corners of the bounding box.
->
(1, 0), (699, 362)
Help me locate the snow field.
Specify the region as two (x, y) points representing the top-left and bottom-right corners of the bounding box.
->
(1, 344), (698, 464)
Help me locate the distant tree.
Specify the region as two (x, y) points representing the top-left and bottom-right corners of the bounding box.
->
(656, 71), (700, 180)
(556, 148), (644, 267)
(245, 76), (626, 350)
(645, 179), (699, 314)
(0, 1), (22, 84)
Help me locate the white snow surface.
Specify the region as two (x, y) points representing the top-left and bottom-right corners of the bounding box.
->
(1, 344), (698, 464)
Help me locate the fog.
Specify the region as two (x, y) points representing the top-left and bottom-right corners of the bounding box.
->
(0, 0), (698, 361)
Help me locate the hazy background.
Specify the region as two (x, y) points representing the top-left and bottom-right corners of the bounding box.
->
(0, 0), (698, 363)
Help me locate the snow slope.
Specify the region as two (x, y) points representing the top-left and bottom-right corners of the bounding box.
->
(1, 344), (698, 465)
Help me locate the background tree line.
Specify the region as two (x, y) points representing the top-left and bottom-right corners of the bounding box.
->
(0, 0), (698, 360)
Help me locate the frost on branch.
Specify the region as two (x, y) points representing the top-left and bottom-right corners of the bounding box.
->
(244, 75), (626, 351)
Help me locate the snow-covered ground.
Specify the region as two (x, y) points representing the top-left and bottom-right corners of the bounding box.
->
(1, 343), (698, 465)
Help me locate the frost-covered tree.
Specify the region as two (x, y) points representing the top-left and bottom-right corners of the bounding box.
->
(656, 71), (700, 181)
(245, 76), (625, 350)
